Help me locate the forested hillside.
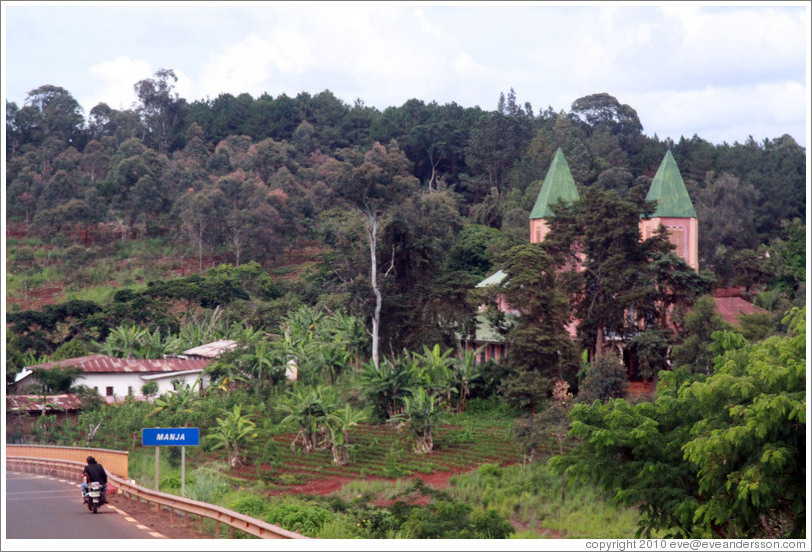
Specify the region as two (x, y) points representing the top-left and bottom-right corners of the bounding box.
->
(5, 69), (806, 371)
(6, 69), (807, 540)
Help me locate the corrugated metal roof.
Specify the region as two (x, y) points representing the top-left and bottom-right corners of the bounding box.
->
(714, 296), (768, 326)
(25, 355), (211, 373)
(181, 340), (238, 358)
(530, 148), (580, 220)
(7, 393), (83, 412)
(646, 150), (697, 218)
(476, 270), (508, 288)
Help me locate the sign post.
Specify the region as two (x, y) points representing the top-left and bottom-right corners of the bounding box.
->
(142, 428), (200, 496)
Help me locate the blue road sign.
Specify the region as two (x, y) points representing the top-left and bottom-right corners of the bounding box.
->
(142, 427), (199, 446)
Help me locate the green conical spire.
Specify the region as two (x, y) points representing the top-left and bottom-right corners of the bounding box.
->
(646, 150), (697, 218)
(529, 148), (580, 219)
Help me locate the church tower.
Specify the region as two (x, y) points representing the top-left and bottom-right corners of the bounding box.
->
(529, 148), (580, 243)
(639, 150), (699, 270)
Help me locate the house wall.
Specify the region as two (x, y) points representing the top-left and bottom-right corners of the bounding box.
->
(75, 372), (209, 402)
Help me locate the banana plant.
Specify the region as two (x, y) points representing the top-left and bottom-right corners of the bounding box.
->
(397, 386), (446, 454)
(358, 354), (419, 420)
(324, 403), (367, 465)
(96, 324), (149, 358)
(277, 385), (335, 452)
(451, 347), (483, 412)
(207, 404), (257, 468)
(415, 344), (456, 402)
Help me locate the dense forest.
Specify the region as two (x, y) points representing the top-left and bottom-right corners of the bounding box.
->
(6, 69), (806, 361)
(5, 69), (807, 539)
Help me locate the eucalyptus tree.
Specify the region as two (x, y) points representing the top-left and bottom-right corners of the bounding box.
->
(133, 68), (185, 153)
(18, 85), (85, 147)
(176, 183), (226, 273)
(331, 141), (419, 371)
(215, 170), (279, 266)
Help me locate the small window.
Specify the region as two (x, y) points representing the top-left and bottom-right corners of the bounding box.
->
(106, 386), (114, 397)
(127, 386), (133, 396)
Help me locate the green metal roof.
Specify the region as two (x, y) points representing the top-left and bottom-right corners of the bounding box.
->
(472, 313), (516, 343)
(646, 150), (697, 218)
(529, 148), (580, 219)
(475, 270), (507, 288)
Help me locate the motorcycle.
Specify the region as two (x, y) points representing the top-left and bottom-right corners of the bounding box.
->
(84, 481), (106, 513)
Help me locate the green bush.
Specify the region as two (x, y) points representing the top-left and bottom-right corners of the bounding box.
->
(264, 502), (335, 535)
(472, 509), (516, 538)
(187, 463), (229, 503)
(476, 463), (503, 478)
(227, 495), (268, 519)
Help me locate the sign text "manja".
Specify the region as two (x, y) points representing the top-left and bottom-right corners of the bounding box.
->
(142, 427), (200, 446)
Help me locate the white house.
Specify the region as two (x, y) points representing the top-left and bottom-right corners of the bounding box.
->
(12, 355), (212, 403)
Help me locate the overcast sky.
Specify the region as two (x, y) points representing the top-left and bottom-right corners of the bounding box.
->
(2, 1), (810, 147)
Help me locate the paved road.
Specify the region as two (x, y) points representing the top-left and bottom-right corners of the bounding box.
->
(5, 471), (167, 540)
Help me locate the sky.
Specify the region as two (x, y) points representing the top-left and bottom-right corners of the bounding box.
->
(1, 1), (810, 148)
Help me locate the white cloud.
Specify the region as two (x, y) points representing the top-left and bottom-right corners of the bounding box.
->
(654, 6), (806, 87)
(452, 52), (491, 79)
(84, 58), (194, 115)
(629, 81), (806, 144)
(413, 7), (443, 40)
(85, 56), (153, 112)
(3, 3), (806, 146)
(196, 30), (315, 100)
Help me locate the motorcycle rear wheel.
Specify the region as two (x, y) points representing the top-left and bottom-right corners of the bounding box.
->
(92, 503), (98, 514)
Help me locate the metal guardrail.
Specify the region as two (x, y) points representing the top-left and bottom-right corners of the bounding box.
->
(6, 456), (308, 539)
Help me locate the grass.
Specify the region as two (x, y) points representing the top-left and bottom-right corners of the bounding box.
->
(445, 461), (646, 538)
(122, 404), (645, 539)
(113, 237), (176, 261)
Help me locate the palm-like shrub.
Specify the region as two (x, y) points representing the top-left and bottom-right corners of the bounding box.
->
(238, 340), (284, 389)
(451, 348), (482, 412)
(277, 385), (335, 452)
(359, 355), (420, 421)
(96, 324), (183, 359)
(414, 344), (456, 401)
(146, 380), (200, 423)
(397, 386), (446, 454)
(207, 404), (257, 467)
(96, 324), (148, 358)
(324, 403), (367, 465)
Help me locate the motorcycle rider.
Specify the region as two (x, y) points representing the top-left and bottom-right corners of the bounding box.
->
(81, 456), (108, 504)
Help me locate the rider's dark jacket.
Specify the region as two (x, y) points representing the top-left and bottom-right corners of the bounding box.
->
(83, 462), (107, 484)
